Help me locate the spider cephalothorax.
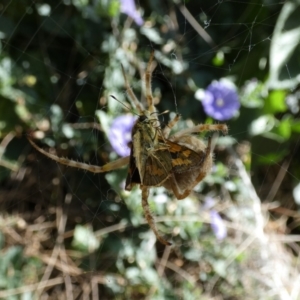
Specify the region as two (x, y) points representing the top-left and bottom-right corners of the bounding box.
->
(28, 51), (227, 245)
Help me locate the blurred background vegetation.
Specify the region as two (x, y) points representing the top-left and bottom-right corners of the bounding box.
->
(1, 0), (300, 299)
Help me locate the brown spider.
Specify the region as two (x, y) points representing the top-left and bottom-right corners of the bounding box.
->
(28, 52), (227, 245)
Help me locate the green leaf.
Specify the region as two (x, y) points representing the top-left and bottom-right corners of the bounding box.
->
(104, 274), (125, 293)
(108, 0), (120, 16)
(291, 119), (300, 133)
(49, 104), (64, 132)
(258, 150), (288, 165)
(140, 27), (163, 45)
(72, 225), (100, 253)
(269, 0), (300, 89)
(0, 232), (4, 250)
(212, 51), (224, 67)
(262, 132), (286, 143)
(275, 115), (292, 139)
(240, 80), (265, 109)
(72, 0), (89, 8)
(293, 182), (300, 205)
(249, 115), (275, 136)
(264, 90), (287, 114)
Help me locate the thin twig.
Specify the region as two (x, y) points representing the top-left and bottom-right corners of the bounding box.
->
(0, 277), (65, 298)
(177, 3), (216, 47)
(265, 159), (291, 202)
(146, 246), (171, 299)
(0, 132), (19, 171)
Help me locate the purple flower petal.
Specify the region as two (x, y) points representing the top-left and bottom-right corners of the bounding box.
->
(210, 210), (227, 240)
(108, 115), (136, 157)
(204, 196), (215, 209)
(202, 81), (240, 121)
(120, 0), (144, 26)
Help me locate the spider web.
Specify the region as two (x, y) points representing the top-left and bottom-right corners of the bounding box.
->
(1, 0), (299, 299)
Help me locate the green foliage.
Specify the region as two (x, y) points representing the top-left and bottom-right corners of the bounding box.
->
(269, 0), (300, 89)
(72, 225), (100, 252)
(0, 0), (298, 299)
(0, 243), (42, 299)
(264, 90), (287, 114)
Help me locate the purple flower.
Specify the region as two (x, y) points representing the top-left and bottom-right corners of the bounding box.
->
(204, 197), (227, 240)
(210, 210), (227, 240)
(202, 80), (240, 121)
(108, 115), (136, 157)
(120, 0), (144, 26)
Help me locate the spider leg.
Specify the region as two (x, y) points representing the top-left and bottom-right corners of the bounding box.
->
(144, 51), (156, 114)
(28, 138), (129, 173)
(167, 167), (209, 200)
(171, 123), (228, 139)
(121, 64), (144, 114)
(163, 114), (181, 138)
(141, 186), (171, 246)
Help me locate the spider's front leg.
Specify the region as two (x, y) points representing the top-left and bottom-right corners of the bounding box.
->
(163, 114), (228, 140)
(162, 114), (181, 138)
(144, 51), (156, 114)
(171, 123), (228, 140)
(141, 186), (172, 246)
(28, 137), (129, 173)
(121, 64), (144, 114)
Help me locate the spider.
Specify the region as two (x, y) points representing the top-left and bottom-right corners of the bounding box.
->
(28, 52), (228, 245)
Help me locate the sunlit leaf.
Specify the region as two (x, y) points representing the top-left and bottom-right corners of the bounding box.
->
(275, 115), (292, 139)
(72, 225), (100, 252)
(293, 182), (300, 205)
(140, 27), (163, 44)
(249, 115), (275, 136)
(240, 80), (265, 108)
(291, 119), (300, 133)
(212, 51), (224, 66)
(269, 0), (300, 89)
(264, 90), (287, 114)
